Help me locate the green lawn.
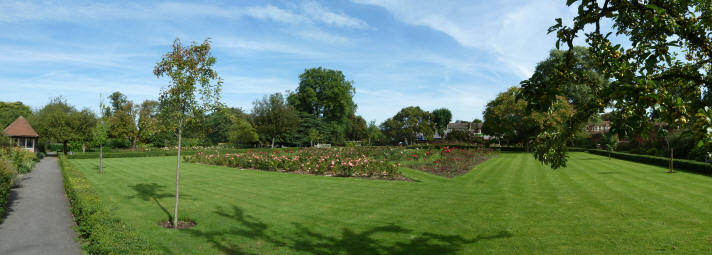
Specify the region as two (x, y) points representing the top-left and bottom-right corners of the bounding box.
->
(69, 152), (712, 254)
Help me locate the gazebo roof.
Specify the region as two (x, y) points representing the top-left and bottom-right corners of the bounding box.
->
(3, 116), (39, 137)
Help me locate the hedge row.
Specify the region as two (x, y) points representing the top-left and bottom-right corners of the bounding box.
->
(0, 148), (37, 222)
(58, 156), (159, 254)
(65, 148), (283, 159)
(406, 144), (487, 150)
(0, 157), (13, 223)
(588, 149), (712, 175)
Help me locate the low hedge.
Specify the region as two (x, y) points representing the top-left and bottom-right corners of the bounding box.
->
(0, 157), (15, 223)
(67, 151), (191, 159)
(66, 148), (274, 159)
(407, 144), (487, 150)
(58, 156), (159, 254)
(588, 149), (712, 175)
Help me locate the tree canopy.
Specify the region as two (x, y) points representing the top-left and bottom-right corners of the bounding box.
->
(153, 38), (222, 228)
(0, 101), (32, 129)
(431, 108), (452, 137)
(521, 0), (712, 169)
(288, 67), (356, 144)
(381, 106), (434, 145)
(253, 93), (299, 148)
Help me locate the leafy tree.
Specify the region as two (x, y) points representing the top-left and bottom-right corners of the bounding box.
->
(0, 132), (11, 147)
(228, 118), (258, 148)
(288, 67), (356, 144)
(205, 107), (248, 145)
(431, 108), (453, 138)
(106, 92), (138, 148)
(523, 0), (712, 169)
(252, 93), (299, 148)
(366, 121), (384, 145)
(154, 38), (222, 228)
(307, 128), (322, 147)
(472, 119), (483, 124)
(382, 106), (434, 145)
(346, 114), (367, 141)
(32, 97), (77, 155)
(603, 133), (619, 159)
(0, 101), (32, 129)
(72, 108), (97, 153)
(482, 87), (540, 149)
(137, 100), (161, 145)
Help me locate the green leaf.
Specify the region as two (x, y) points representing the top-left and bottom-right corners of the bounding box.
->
(566, 0), (577, 6)
(646, 4), (665, 13)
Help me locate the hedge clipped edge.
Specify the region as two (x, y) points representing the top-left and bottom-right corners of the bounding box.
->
(588, 149), (712, 175)
(65, 148), (275, 159)
(58, 156), (160, 254)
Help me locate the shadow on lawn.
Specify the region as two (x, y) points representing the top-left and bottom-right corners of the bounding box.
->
(184, 205), (512, 255)
(128, 183), (192, 222)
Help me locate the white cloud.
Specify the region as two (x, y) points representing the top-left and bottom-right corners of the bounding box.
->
(301, 0), (370, 29)
(214, 37), (321, 57)
(352, 0), (576, 78)
(292, 29), (351, 44)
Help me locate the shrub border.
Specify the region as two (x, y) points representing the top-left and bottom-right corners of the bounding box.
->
(58, 156), (159, 254)
(587, 149), (712, 175)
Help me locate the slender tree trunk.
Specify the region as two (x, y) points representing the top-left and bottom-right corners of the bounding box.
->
(63, 140), (68, 155)
(82, 143), (86, 153)
(174, 127), (182, 228)
(99, 145), (103, 174)
(271, 137), (275, 148)
(669, 148), (674, 173)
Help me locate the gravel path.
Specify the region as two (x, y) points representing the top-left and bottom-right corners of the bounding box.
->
(0, 156), (81, 255)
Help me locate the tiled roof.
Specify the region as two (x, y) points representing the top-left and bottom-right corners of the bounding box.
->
(3, 116), (39, 137)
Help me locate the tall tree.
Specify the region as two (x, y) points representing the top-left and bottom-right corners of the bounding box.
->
(205, 107), (249, 145)
(106, 92), (138, 148)
(346, 114), (367, 141)
(382, 106), (434, 145)
(72, 108), (97, 153)
(524, 0), (712, 169)
(366, 120), (384, 146)
(482, 87), (540, 149)
(252, 93), (299, 148)
(32, 97), (76, 155)
(154, 38), (222, 228)
(0, 102), (32, 129)
(288, 67), (356, 144)
(431, 108), (453, 137)
(137, 100), (161, 145)
(228, 118), (258, 148)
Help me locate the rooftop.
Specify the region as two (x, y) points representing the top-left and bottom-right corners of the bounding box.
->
(3, 116), (39, 137)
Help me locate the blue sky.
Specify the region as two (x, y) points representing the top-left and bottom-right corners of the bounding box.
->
(0, 0), (579, 123)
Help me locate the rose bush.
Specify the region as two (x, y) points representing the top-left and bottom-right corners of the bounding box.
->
(411, 146), (497, 177)
(185, 147), (407, 178)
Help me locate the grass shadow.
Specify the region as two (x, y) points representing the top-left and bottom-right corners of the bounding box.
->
(128, 183), (192, 222)
(184, 205), (512, 255)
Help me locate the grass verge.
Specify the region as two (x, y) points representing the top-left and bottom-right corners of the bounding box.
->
(70, 152), (712, 254)
(58, 156), (159, 254)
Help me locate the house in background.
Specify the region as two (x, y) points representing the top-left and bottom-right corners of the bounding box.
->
(586, 121), (611, 135)
(3, 116), (39, 152)
(444, 122), (483, 137)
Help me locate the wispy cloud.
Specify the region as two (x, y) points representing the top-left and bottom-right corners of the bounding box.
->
(352, 0), (575, 78)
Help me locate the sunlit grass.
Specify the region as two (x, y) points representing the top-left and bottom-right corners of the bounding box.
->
(70, 152), (712, 254)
